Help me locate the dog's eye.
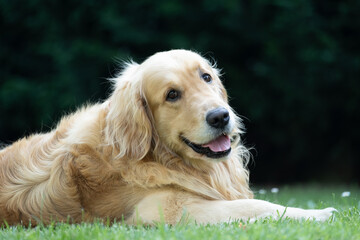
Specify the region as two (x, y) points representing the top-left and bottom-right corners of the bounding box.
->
(166, 89), (180, 102)
(202, 73), (212, 83)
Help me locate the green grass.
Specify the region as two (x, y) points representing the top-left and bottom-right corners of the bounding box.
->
(1, 185), (359, 240)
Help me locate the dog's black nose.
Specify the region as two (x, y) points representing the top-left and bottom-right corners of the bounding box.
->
(206, 108), (230, 129)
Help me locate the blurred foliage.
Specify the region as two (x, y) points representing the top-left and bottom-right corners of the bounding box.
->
(0, 0), (359, 184)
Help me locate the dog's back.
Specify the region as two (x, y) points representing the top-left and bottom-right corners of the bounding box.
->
(0, 104), (107, 225)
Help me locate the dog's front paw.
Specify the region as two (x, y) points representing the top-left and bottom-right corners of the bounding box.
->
(307, 207), (337, 221)
(248, 205), (337, 223)
(272, 207), (337, 222)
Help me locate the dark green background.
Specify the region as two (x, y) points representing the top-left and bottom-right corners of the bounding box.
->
(1, 0), (359, 184)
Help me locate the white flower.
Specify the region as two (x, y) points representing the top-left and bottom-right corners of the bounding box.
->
(258, 189), (267, 195)
(271, 188), (279, 193)
(341, 191), (351, 197)
(307, 200), (316, 208)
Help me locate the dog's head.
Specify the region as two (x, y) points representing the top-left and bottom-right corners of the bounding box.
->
(107, 50), (244, 164)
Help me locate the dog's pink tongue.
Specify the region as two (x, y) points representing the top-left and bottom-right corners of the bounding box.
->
(202, 135), (231, 152)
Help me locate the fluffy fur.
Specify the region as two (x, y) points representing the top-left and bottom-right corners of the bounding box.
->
(0, 50), (334, 226)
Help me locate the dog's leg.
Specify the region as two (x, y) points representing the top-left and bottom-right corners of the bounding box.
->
(183, 198), (336, 223)
(126, 191), (336, 225)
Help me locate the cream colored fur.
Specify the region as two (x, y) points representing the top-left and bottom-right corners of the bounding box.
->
(0, 50), (335, 226)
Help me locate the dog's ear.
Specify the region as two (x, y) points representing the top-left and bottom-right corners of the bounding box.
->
(105, 62), (152, 160)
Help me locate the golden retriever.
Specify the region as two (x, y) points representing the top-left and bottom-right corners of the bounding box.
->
(0, 50), (335, 226)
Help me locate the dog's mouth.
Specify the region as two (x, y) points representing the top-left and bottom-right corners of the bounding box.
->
(181, 134), (231, 159)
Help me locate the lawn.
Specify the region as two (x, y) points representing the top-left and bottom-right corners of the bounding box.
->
(1, 185), (359, 240)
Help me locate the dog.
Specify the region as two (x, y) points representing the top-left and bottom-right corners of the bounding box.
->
(0, 50), (335, 226)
